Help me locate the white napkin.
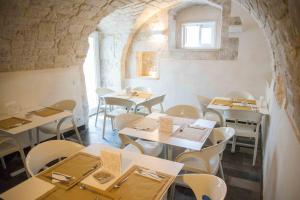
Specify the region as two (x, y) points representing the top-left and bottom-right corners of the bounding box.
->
(101, 150), (121, 177)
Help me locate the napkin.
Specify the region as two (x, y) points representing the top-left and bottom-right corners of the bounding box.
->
(101, 150), (121, 177)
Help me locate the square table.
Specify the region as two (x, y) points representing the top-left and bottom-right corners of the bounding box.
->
(0, 106), (72, 148)
(119, 113), (217, 160)
(0, 144), (183, 200)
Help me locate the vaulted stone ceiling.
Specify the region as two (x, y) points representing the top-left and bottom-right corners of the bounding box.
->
(0, 0), (299, 138)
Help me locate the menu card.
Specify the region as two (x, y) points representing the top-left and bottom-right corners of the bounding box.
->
(159, 117), (173, 135)
(101, 150), (121, 177)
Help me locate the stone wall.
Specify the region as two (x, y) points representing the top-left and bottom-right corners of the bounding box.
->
(0, 0), (299, 139)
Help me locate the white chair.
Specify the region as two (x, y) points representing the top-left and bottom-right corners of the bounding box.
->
(0, 136), (29, 177)
(135, 94), (166, 115)
(102, 97), (135, 139)
(166, 105), (200, 119)
(225, 110), (262, 166)
(25, 140), (84, 176)
(115, 113), (163, 157)
(37, 100), (83, 144)
(175, 127), (235, 179)
(95, 87), (115, 126)
(132, 86), (152, 92)
(226, 91), (255, 99)
(197, 96), (225, 127)
(171, 174), (227, 200)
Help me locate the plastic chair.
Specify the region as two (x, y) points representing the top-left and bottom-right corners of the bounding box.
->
(25, 140), (84, 176)
(135, 95), (166, 115)
(166, 105), (200, 119)
(115, 113), (163, 157)
(226, 91), (255, 99)
(171, 174), (227, 200)
(102, 97), (135, 139)
(175, 127), (235, 179)
(225, 110), (262, 166)
(0, 136), (29, 177)
(95, 87), (115, 126)
(37, 100), (83, 144)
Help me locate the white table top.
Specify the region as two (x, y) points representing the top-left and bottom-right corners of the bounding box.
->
(105, 91), (160, 105)
(0, 144), (183, 200)
(119, 113), (216, 151)
(208, 97), (269, 115)
(0, 106), (72, 135)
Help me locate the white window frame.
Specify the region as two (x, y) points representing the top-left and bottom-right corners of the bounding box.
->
(181, 21), (216, 49)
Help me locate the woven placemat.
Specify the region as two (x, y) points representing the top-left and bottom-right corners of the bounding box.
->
(33, 107), (63, 117)
(0, 117), (31, 130)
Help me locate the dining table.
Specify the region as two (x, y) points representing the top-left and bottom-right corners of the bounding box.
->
(119, 112), (217, 160)
(0, 143), (184, 200)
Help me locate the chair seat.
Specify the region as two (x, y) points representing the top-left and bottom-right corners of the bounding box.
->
(124, 139), (163, 157)
(106, 108), (128, 118)
(39, 120), (74, 135)
(227, 123), (256, 138)
(181, 154), (220, 175)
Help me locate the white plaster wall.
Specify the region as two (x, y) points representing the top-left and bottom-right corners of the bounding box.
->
(125, 1), (272, 109)
(0, 67), (87, 147)
(263, 91), (300, 200)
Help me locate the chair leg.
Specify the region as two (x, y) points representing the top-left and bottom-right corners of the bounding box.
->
(111, 118), (114, 131)
(231, 136), (236, 153)
(61, 134), (66, 140)
(102, 115), (107, 139)
(1, 157), (6, 170)
(253, 136), (259, 166)
(219, 162), (225, 180)
(72, 118), (83, 144)
(95, 100), (101, 127)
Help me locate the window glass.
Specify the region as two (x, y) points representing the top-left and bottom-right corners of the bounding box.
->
(182, 21), (216, 49)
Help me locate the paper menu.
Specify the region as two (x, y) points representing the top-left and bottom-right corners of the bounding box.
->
(101, 150), (121, 176)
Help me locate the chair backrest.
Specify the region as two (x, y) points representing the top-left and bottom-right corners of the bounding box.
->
(50, 100), (76, 111)
(166, 105), (200, 119)
(205, 108), (225, 127)
(178, 174), (227, 200)
(114, 113), (144, 130)
(136, 94), (166, 113)
(226, 91), (255, 100)
(197, 95), (211, 113)
(176, 127), (234, 173)
(25, 140), (84, 176)
(132, 87), (151, 93)
(96, 87), (114, 98)
(114, 113), (145, 154)
(103, 97), (135, 111)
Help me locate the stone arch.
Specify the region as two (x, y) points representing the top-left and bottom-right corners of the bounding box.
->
(0, 0), (299, 139)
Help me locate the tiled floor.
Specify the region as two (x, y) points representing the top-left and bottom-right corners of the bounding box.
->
(0, 114), (262, 200)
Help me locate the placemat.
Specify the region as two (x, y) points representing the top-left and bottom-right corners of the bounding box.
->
(37, 185), (116, 200)
(231, 105), (252, 111)
(233, 98), (256, 105)
(107, 165), (174, 200)
(38, 152), (102, 190)
(211, 99), (233, 106)
(0, 117), (31, 130)
(131, 92), (153, 99)
(129, 117), (159, 131)
(32, 107), (63, 117)
(172, 126), (208, 142)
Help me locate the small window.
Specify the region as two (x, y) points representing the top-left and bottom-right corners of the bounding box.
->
(182, 21), (216, 49)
